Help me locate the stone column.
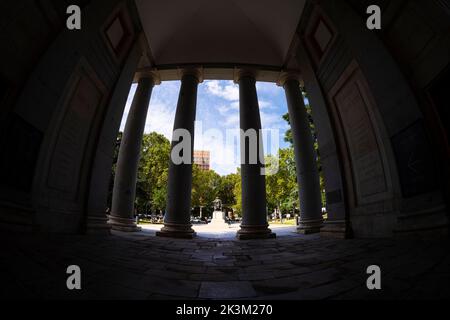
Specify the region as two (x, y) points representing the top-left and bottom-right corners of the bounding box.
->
(282, 75), (323, 234)
(109, 75), (155, 231)
(236, 70), (275, 240)
(156, 69), (201, 239)
(86, 39), (143, 235)
(295, 45), (348, 238)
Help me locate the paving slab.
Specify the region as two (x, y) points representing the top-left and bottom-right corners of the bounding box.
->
(0, 230), (448, 299)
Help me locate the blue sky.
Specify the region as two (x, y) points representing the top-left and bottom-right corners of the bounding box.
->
(121, 80), (290, 176)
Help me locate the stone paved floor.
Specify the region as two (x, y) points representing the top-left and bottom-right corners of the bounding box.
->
(0, 230), (449, 300)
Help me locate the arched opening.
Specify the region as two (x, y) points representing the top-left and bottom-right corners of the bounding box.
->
(107, 78), (319, 239)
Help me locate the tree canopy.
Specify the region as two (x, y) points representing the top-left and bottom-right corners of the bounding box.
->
(265, 148), (298, 215)
(136, 132), (171, 213)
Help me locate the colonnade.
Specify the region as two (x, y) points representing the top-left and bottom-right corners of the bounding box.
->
(108, 68), (323, 239)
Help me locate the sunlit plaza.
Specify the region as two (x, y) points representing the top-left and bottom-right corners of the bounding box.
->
(139, 222), (298, 239)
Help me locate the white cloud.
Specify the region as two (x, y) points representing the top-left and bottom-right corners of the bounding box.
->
(217, 105), (230, 115)
(256, 82), (281, 96)
(144, 102), (175, 138)
(205, 80), (239, 101)
(224, 114), (239, 127)
(258, 100), (275, 110)
(260, 111), (289, 133)
(120, 81), (180, 140)
(217, 101), (239, 116)
(119, 80), (289, 175)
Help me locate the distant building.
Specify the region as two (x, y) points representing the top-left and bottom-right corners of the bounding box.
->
(193, 150), (210, 171)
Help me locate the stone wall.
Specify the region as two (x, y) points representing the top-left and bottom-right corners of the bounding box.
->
(296, 0), (449, 237)
(0, 0), (89, 230)
(0, 0), (144, 233)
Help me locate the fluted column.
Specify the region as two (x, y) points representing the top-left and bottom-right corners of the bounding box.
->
(282, 75), (323, 234)
(109, 75), (155, 231)
(236, 70), (275, 240)
(157, 69), (201, 239)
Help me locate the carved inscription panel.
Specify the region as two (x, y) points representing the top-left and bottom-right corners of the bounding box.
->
(47, 71), (102, 198)
(332, 65), (387, 202)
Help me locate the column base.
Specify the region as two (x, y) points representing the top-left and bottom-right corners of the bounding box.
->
(297, 217), (323, 234)
(156, 222), (196, 239)
(320, 220), (349, 239)
(236, 224), (276, 240)
(86, 215), (111, 235)
(108, 215), (141, 232)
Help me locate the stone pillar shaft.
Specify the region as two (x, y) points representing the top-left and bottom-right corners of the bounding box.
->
(237, 74), (275, 240)
(109, 76), (155, 231)
(284, 79), (323, 234)
(157, 73), (199, 239)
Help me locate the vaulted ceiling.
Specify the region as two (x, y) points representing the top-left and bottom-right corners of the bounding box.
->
(135, 0), (306, 69)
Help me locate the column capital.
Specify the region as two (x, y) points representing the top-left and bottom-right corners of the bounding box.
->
(134, 68), (161, 85)
(233, 68), (258, 83)
(276, 71), (301, 87)
(179, 67), (204, 83)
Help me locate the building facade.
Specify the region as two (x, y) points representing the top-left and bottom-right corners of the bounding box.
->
(193, 151), (210, 171)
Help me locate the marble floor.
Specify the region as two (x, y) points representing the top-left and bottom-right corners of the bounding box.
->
(0, 229), (449, 299)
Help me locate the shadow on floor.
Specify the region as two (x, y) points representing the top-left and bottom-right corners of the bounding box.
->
(0, 230), (449, 300)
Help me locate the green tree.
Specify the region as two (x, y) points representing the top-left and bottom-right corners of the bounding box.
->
(217, 173), (239, 207)
(107, 132), (123, 210)
(282, 113), (293, 145)
(282, 91), (327, 208)
(232, 168), (242, 216)
(191, 165), (221, 209)
(282, 92), (316, 145)
(137, 132), (171, 214)
(265, 148), (298, 216)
